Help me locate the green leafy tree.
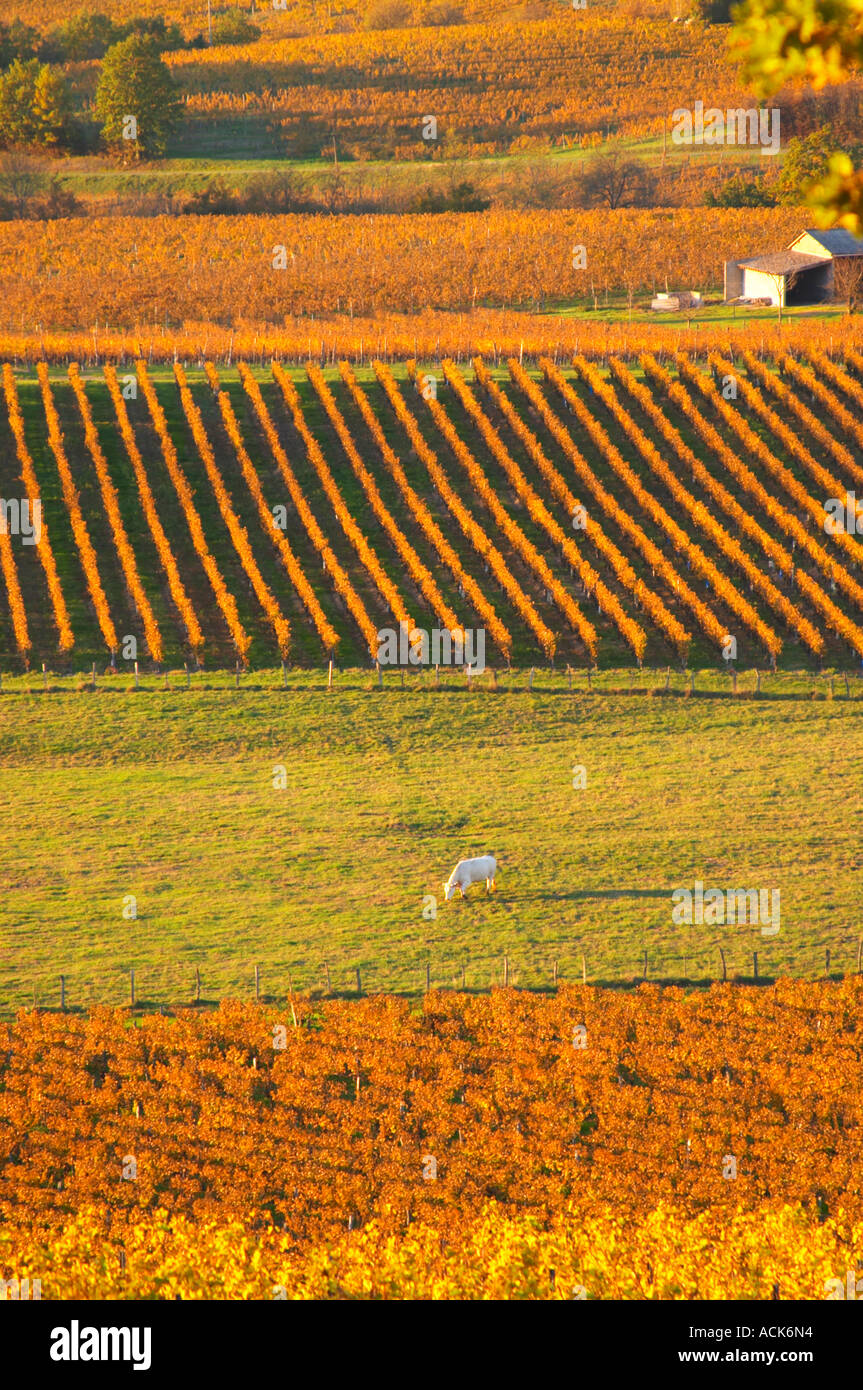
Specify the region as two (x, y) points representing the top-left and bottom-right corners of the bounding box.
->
(95, 35), (182, 161)
(0, 59), (71, 150)
(121, 17), (185, 51)
(776, 123), (863, 205)
(211, 11), (261, 45)
(53, 12), (119, 61)
(0, 20), (42, 68)
(411, 180), (490, 212)
(704, 171), (776, 205)
(730, 0), (863, 231)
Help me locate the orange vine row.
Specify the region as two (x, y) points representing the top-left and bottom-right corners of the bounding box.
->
(410, 360), (582, 659)
(508, 358), (696, 659)
(68, 364), (163, 663)
(306, 363), (462, 637)
(338, 360), (512, 660)
(739, 352), (863, 501)
(643, 354), (863, 657)
(137, 361), (251, 659)
(615, 356), (823, 658)
(473, 357), (685, 658)
(103, 364), (203, 655)
(211, 366), (338, 654)
(2, 365), (72, 652)
(686, 353), (863, 575)
(238, 364), (376, 657)
(36, 363), (118, 652)
(174, 363), (290, 658)
(573, 356), (782, 660)
(693, 353), (863, 608)
(378, 360), (554, 658)
(439, 360), (607, 660)
(272, 362), (412, 634)
(772, 354), (863, 491)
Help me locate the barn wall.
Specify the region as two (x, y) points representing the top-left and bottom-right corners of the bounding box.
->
(742, 268), (781, 304)
(788, 233), (832, 260)
(724, 260), (743, 300)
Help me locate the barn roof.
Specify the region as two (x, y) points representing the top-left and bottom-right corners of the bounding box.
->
(790, 228), (863, 256)
(737, 251), (827, 275)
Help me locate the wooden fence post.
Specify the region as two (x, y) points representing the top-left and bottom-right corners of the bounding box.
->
(825, 948), (831, 976)
(327, 659), (334, 691)
(134, 660), (139, 690)
(325, 961), (332, 995)
(355, 966), (362, 996)
(255, 964), (260, 1000)
(42, 662), (47, 692)
(581, 953), (587, 985)
(426, 961), (430, 994)
(235, 661), (240, 690)
(195, 967), (201, 1003)
(130, 968), (135, 1006)
(753, 951), (758, 980)
(719, 947), (727, 982)
(281, 659), (288, 689)
(91, 662), (96, 691)
(857, 938), (863, 975)
(553, 959), (559, 986)
(528, 668), (534, 691)
(642, 950), (648, 981)
(60, 975), (65, 1012)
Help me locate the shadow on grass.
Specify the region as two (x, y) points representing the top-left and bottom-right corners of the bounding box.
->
(519, 887), (670, 902)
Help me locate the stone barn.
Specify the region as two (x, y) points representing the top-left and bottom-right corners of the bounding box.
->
(725, 228), (863, 306)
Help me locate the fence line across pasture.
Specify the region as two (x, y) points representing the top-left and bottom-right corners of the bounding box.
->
(10, 938), (862, 1021)
(1, 663), (863, 700)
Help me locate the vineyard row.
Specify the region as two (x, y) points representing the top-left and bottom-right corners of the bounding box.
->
(1, 354), (863, 671)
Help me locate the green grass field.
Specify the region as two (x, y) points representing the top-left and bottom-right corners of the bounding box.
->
(1, 673), (860, 1018)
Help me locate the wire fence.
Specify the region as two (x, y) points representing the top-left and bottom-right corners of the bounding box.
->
(1, 663), (863, 699)
(5, 937), (862, 1019)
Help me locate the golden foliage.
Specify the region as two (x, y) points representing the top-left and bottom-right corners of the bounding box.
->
(1, 982), (862, 1298)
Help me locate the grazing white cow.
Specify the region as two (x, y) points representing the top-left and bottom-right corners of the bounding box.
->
(443, 854), (497, 901)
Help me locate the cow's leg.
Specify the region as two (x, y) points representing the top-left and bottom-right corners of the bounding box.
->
(487, 876), (495, 893)
(458, 884), (466, 898)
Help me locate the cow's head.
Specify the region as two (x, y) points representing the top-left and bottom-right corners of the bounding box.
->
(442, 880), (456, 902)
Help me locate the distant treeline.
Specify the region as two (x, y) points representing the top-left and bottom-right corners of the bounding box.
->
(0, 13), (200, 68)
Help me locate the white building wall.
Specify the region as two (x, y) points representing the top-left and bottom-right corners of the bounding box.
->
(742, 268), (782, 304)
(787, 232), (832, 261)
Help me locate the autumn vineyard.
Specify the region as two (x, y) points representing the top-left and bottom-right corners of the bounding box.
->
(3, 347), (863, 672)
(3, 0), (863, 1320)
(2, 982), (863, 1299)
